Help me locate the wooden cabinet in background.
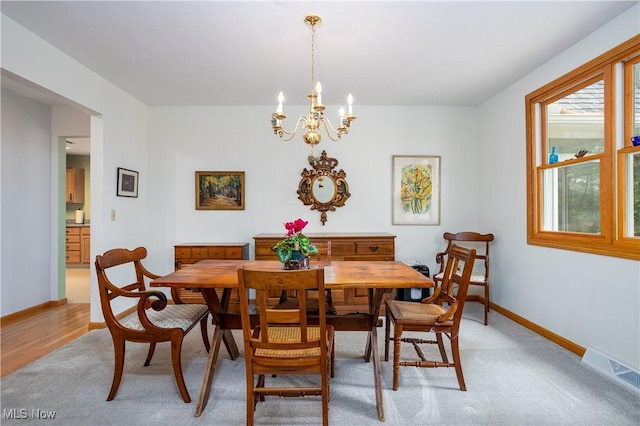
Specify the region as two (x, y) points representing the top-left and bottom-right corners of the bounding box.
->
(81, 227), (91, 263)
(66, 226), (90, 264)
(66, 167), (85, 204)
(253, 233), (396, 314)
(173, 243), (250, 304)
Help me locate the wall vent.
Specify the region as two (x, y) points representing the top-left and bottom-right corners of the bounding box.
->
(582, 347), (640, 393)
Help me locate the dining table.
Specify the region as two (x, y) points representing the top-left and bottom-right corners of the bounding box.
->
(150, 259), (433, 421)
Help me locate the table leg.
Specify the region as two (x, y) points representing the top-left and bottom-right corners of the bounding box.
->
(195, 288), (239, 416)
(370, 325), (385, 422)
(368, 288), (389, 421)
(195, 325), (224, 417)
(202, 289), (239, 359)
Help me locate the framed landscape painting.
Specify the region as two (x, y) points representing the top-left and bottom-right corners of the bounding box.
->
(392, 155), (440, 225)
(195, 171), (245, 210)
(116, 167), (139, 198)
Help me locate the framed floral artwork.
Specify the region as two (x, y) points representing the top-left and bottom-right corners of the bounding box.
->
(116, 167), (139, 198)
(392, 155), (440, 225)
(195, 171), (245, 210)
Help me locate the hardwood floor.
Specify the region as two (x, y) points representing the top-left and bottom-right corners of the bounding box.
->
(1, 303), (90, 377)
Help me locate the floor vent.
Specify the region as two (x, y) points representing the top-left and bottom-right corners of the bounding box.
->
(582, 347), (640, 393)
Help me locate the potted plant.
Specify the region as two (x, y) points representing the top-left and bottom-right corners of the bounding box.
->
(272, 218), (318, 268)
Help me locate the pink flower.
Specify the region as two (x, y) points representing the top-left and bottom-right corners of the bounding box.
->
(284, 218), (308, 236)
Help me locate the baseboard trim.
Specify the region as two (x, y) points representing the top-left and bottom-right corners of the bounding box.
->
(487, 300), (586, 357)
(88, 322), (105, 330)
(1, 299), (66, 327)
(88, 305), (138, 330)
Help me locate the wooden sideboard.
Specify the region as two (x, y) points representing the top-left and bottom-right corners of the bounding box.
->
(173, 242), (249, 304)
(253, 233), (396, 314)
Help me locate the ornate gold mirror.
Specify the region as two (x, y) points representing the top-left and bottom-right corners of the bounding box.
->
(297, 150), (350, 225)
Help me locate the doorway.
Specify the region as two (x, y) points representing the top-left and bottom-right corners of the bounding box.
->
(64, 137), (91, 304)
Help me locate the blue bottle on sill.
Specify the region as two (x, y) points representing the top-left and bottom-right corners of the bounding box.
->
(549, 146), (558, 164)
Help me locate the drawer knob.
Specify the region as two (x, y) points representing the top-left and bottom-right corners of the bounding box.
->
(370, 245), (378, 252)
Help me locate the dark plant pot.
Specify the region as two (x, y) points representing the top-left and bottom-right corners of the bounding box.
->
(283, 250), (310, 270)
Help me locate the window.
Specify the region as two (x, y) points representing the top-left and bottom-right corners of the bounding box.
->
(526, 35), (640, 260)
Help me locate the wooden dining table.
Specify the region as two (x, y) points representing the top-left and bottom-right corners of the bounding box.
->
(150, 259), (433, 421)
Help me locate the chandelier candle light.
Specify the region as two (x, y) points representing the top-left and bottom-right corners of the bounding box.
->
(271, 15), (356, 159)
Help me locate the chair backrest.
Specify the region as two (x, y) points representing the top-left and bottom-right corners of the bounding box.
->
(237, 266), (328, 365)
(436, 232), (494, 280)
(95, 247), (160, 329)
(436, 244), (476, 327)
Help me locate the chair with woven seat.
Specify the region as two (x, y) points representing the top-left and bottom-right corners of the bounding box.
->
(237, 265), (335, 426)
(433, 231), (494, 325)
(95, 247), (210, 403)
(384, 244), (476, 391)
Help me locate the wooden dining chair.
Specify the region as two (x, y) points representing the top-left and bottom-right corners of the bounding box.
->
(433, 232), (494, 325)
(237, 266), (335, 426)
(384, 245), (476, 391)
(95, 247), (210, 403)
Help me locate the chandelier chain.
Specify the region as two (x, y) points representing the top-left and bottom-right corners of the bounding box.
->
(310, 23), (316, 93)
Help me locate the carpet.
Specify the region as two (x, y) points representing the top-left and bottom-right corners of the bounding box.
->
(1, 303), (638, 425)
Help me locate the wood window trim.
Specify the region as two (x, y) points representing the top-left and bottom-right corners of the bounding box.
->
(525, 35), (640, 260)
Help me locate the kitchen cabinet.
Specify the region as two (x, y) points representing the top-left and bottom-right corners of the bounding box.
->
(66, 167), (85, 203)
(254, 233), (396, 314)
(66, 226), (90, 264)
(80, 227), (91, 263)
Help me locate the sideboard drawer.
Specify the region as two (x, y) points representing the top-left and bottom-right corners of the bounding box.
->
(356, 241), (394, 256)
(224, 246), (244, 259)
(192, 247), (209, 258)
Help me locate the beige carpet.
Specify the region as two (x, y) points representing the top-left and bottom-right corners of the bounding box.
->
(1, 303), (638, 425)
(66, 268), (90, 303)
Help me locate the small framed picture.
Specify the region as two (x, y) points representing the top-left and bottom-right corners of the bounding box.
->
(392, 155), (440, 225)
(196, 171), (245, 210)
(116, 167), (139, 198)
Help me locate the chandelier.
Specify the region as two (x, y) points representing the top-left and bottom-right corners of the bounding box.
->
(271, 15), (356, 158)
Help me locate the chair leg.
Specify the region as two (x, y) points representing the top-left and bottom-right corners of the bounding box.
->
(384, 311), (390, 362)
(392, 323), (403, 391)
(436, 332), (448, 363)
(107, 337), (125, 401)
(246, 375), (255, 426)
(484, 284), (489, 326)
(200, 316), (211, 352)
(170, 335), (191, 403)
(321, 369), (329, 426)
(330, 332), (335, 378)
(451, 334), (466, 391)
(143, 342), (156, 366)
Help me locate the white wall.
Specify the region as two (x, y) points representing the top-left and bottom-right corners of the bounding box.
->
(1, 88), (52, 314)
(478, 6), (640, 370)
(1, 15), (149, 321)
(145, 105), (479, 274)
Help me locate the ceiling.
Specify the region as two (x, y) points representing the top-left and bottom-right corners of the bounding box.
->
(1, 2), (636, 126)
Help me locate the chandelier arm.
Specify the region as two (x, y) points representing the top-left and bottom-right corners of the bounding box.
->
(276, 116), (309, 141)
(319, 117), (345, 142)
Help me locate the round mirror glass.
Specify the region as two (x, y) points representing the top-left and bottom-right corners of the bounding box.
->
(312, 176), (335, 204)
